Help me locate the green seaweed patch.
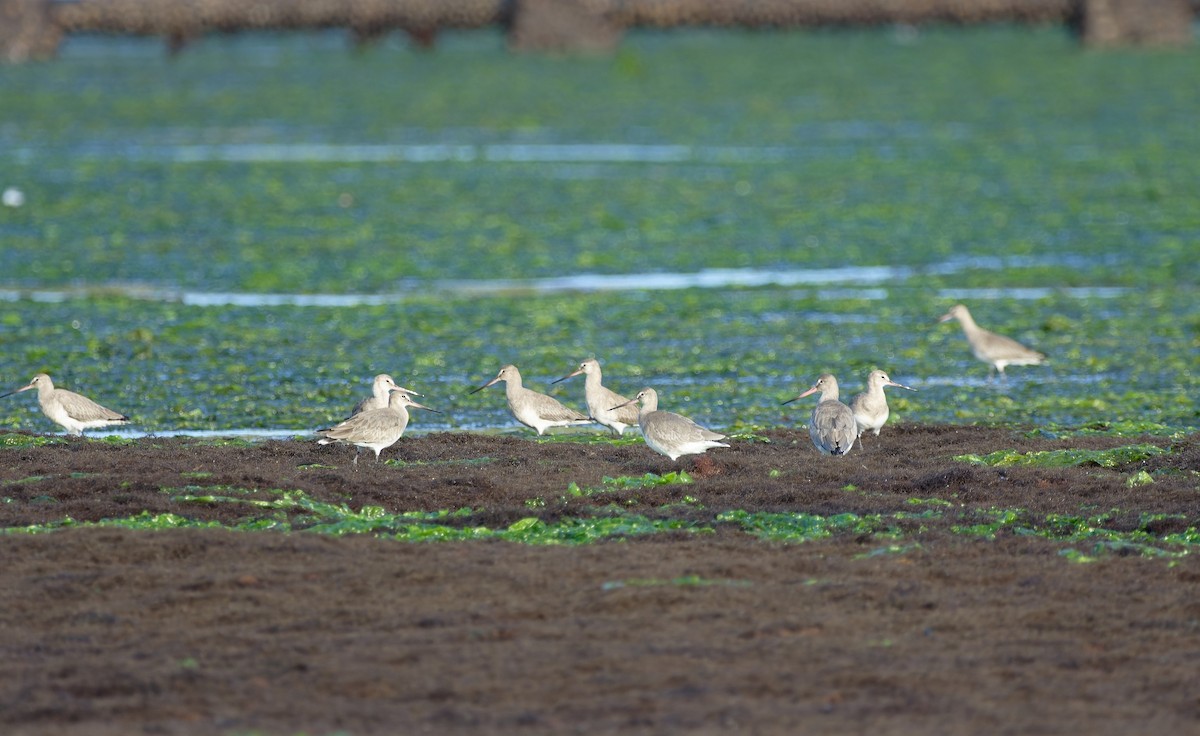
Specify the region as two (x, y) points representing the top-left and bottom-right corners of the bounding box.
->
(1038, 421), (1190, 439)
(726, 430), (771, 443)
(953, 507), (1199, 557)
(0, 433), (66, 448)
(3, 512), (230, 534)
(600, 575), (752, 591)
(3, 475), (49, 486)
(498, 512), (708, 545)
(534, 434), (644, 446)
(96, 435), (136, 446)
(180, 471), (214, 479)
(172, 487), (478, 535)
(566, 471), (692, 497)
(906, 497), (955, 507)
(1126, 470), (1154, 487)
(184, 437), (261, 448)
(716, 509), (939, 542)
(6, 486), (709, 544)
(855, 543), (924, 559)
(955, 444), (1168, 468)
(162, 485), (265, 497)
(383, 456), (497, 468)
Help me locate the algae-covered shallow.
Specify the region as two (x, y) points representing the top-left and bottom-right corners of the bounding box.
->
(0, 28), (1196, 434)
(0, 286), (1194, 433)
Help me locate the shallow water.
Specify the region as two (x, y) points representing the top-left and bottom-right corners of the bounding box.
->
(0, 29), (1195, 434)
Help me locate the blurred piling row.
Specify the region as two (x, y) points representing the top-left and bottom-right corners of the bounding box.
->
(1, 0), (1194, 62)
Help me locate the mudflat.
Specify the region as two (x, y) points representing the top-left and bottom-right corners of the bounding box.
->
(1, 425), (1197, 734)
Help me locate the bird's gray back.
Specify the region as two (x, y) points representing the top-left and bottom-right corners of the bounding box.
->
(811, 400), (857, 454)
(54, 389), (127, 422)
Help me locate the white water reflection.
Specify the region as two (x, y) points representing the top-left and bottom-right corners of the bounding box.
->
(42, 142), (800, 165)
(0, 258), (1131, 308)
(936, 287), (1129, 300)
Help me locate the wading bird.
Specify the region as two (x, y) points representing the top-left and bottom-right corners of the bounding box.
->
(471, 364), (592, 435)
(611, 387), (728, 461)
(317, 389), (439, 466)
(939, 304), (1046, 380)
(552, 358), (640, 436)
(848, 369), (916, 449)
(784, 374), (857, 456)
(1, 373), (130, 436)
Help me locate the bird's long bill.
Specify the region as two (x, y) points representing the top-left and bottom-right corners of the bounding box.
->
(551, 368), (584, 385)
(410, 401), (442, 414)
(782, 385), (820, 405)
(937, 312), (954, 323)
(396, 385), (422, 397)
(609, 397), (637, 411)
(469, 376), (501, 394)
(887, 380), (918, 391)
(0, 382), (35, 400)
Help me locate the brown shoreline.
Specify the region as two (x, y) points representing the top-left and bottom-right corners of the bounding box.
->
(1, 425), (1197, 734)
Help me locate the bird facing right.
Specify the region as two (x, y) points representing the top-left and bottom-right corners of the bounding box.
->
(848, 369), (916, 449)
(349, 373), (420, 417)
(318, 389), (439, 466)
(611, 387), (728, 462)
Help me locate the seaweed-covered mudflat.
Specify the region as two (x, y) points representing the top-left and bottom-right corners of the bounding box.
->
(1, 426), (1199, 734)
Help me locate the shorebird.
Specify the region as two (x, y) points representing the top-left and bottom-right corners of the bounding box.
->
(848, 369), (916, 449)
(349, 373), (420, 417)
(784, 374), (857, 456)
(552, 358), (640, 436)
(0, 373), (130, 436)
(939, 304), (1046, 380)
(611, 387), (729, 461)
(317, 389), (438, 465)
(470, 364), (592, 435)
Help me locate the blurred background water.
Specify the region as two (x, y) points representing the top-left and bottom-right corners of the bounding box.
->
(0, 28), (1196, 435)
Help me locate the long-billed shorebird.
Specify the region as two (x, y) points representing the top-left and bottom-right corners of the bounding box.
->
(784, 374), (857, 456)
(552, 358), (640, 436)
(939, 304), (1046, 380)
(0, 373), (130, 436)
(318, 389), (438, 465)
(349, 373), (420, 417)
(471, 364), (592, 435)
(611, 387), (728, 462)
(848, 369), (915, 449)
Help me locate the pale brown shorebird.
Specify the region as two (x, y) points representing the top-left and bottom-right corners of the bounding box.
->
(470, 364), (592, 435)
(939, 304), (1046, 380)
(317, 389), (439, 466)
(552, 358), (640, 436)
(0, 373), (130, 436)
(848, 369), (916, 449)
(349, 373), (420, 417)
(784, 373), (857, 456)
(611, 387), (728, 462)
